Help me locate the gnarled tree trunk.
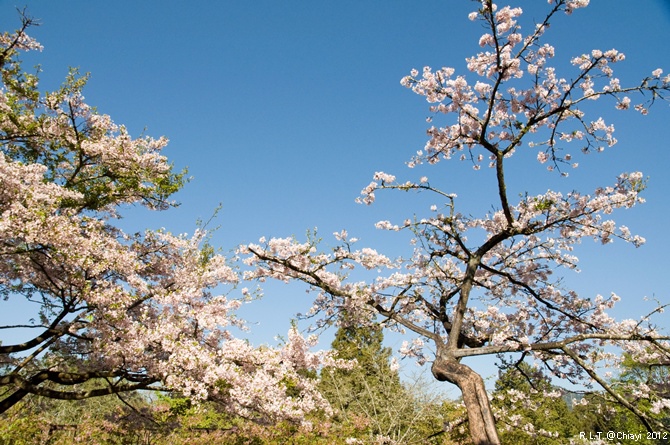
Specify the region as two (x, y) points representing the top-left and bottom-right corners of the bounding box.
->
(432, 352), (500, 445)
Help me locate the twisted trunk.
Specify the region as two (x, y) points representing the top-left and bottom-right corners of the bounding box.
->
(432, 352), (500, 445)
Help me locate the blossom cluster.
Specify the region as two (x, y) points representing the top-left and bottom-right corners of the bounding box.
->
(0, 28), (338, 424)
(400, 1), (669, 171)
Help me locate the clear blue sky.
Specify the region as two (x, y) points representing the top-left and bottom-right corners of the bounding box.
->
(2, 1), (669, 385)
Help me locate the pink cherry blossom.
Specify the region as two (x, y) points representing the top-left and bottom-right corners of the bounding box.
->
(246, 1), (670, 442)
(0, 18), (339, 425)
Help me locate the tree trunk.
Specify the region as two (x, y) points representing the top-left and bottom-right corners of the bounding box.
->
(432, 353), (500, 445)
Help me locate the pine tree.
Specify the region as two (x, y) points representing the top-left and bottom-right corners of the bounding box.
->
(319, 323), (425, 443)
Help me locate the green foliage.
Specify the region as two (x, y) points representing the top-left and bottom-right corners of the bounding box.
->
(320, 322), (400, 403)
(0, 406), (44, 445)
(1, 22), (187, 214)
(319, 323), (402, 433)
(571, 395), (661, 445)
(489, 359), (670, 445)
(570, 356), (670, 445)
(0, 390), (151, 445)
(532, 196), (555, 212)
(492, 363), (582, 444)
(318, 322), (457, 444)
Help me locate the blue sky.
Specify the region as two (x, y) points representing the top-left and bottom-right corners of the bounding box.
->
(2, 1), (670, 386)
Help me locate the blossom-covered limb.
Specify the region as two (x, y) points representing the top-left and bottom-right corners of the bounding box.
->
(1, 18), (339, 425)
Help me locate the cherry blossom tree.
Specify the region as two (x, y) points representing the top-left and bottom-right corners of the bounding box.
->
(0, 14), (342, 424)
(243, 1), (670, 443)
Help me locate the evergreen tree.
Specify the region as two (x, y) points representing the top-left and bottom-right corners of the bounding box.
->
(321, 323), (400, 409)
(319, 323), (402, 435)
(319, 323), (442, 443)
